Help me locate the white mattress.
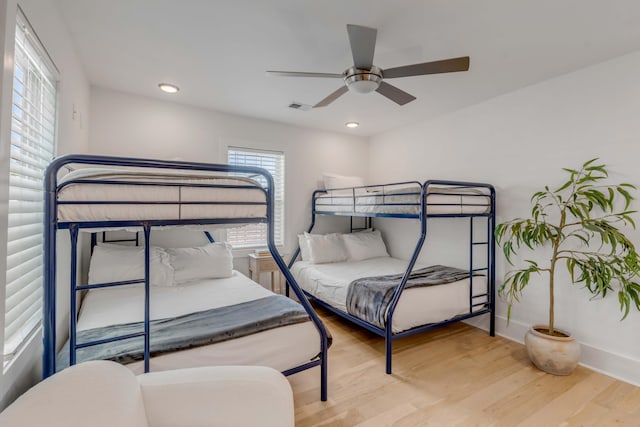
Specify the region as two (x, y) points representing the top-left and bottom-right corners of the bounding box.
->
(315, 185), (491, 215)
(57, 168), (267, 223)
(291, 257), (487, 333)
(75, 271), (320, 374)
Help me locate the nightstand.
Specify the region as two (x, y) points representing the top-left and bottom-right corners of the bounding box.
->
(248, 253), (285, 294)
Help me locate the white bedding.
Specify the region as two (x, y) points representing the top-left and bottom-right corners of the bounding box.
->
(75, 271), (320, 374)
(57, 168), (267, 223)
(291, 257), (487, 333)
(315, 185), (491, 215)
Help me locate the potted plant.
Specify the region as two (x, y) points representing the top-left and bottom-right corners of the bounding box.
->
(495, 159), (640, 375)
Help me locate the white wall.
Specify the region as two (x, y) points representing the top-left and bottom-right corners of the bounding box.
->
(88, 87), (369, 273)
(0, 0), (90, 408)
(368, 50), (640, 385)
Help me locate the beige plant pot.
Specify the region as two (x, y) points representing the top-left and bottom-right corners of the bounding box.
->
(524, 325), (581, 375)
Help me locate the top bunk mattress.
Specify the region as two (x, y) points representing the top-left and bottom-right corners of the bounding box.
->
(56, 168), (267, 223)
(315, 183), (492, 216)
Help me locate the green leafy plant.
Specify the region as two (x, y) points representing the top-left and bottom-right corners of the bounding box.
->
(495, 159), (640, 336)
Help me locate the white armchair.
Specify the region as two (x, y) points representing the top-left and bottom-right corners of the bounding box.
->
(0, 361), (295, 427)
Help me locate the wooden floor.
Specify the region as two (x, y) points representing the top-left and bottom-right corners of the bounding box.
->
(289, 308), (640, 427)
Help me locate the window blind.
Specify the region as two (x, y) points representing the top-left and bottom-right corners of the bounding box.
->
(227, 147), (285, 247)
(4, 10), (57, 360)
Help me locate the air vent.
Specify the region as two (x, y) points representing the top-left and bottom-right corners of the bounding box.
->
(288, 102), (312, 111)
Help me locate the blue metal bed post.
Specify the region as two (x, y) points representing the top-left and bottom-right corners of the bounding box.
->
(143, 223), (151, 373)
(263, 174), (329, 401)
(43, 159), (59, 378)
(68, 225), (79, 367)
(469, 218), (474, 313)
(489, 187), (496, 336)
(383, 182), (430, 375)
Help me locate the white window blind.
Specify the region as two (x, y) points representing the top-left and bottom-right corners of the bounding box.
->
(4, 10), (57, 360)
(227, 147), (285, 248)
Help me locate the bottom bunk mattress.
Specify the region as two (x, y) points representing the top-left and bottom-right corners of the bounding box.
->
(291, 257), (487, 333)
(58, 271), (321, 374)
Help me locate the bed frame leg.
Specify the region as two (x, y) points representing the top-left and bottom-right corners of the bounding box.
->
(385, 332), (393, 374)
(321, 352), (328, 401)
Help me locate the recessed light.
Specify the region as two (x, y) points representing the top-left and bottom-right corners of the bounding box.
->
(345, 122), (359, 128)
(158, 83), (179, 94)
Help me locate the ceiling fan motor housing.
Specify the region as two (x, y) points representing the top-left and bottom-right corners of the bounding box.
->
(344, 66), (382, 94)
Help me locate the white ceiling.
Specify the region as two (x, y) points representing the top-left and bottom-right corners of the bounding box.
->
(55, 0), (640, 137)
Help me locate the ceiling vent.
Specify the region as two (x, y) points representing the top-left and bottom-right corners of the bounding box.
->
(288, 102), (312, 111)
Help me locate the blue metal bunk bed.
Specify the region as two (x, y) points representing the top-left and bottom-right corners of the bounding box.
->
(43, 154), (329, 401)
(288, 180), (496, 374)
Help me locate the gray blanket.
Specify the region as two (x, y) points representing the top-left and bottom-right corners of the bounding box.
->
(346, 265), (479, 329)
(57, 295), (309, 369)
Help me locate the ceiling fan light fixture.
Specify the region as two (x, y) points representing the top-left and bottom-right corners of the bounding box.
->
(347, 79), (380, 94)
(345, 122), (359, 128)
(344, 66), (382, 94)
(158, 83), (179, 93)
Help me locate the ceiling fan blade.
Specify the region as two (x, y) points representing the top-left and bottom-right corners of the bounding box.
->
(314, 85), (349, 108)
(266, 71), (343, 78)
(347, 24), (377, 70)
(375, 81), (416, 106)
(383, 56), (470, 79)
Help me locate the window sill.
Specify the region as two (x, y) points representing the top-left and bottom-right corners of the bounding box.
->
(1, 327), (41, 408)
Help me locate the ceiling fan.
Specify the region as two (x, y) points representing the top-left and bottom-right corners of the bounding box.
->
(267, 24), (470, 108)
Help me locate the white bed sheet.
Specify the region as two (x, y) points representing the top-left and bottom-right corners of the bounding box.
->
(57, 168), (267, 222)
(315, 185), (491, 215)
(291, 257), (487, 333)
(75, 271), (320, 374)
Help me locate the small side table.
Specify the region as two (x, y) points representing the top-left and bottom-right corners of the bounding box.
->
(248, 253), (285, 294)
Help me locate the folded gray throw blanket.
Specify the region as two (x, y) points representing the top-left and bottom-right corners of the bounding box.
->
(57, 295), (309, 369)
(346, 265), (479, 329)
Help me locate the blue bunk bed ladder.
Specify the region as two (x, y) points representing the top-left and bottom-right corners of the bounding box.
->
(67, 224), (153, 372)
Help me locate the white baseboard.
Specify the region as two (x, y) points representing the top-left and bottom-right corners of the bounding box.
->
(464, 315), (640, 387)
(579, 343), (640, 387)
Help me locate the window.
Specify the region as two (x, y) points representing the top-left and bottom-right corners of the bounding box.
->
(227, 147), (285, 248)
(3, 10), (57, 361)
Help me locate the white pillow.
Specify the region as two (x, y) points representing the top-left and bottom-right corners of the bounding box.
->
(298, 234), (311, 261)
(322, 173), (364, 190)
(342, 229), (389, 261)
(88, 243), (174, 287)
(166, 243), (233, 284)
(304, 232), (348, 264)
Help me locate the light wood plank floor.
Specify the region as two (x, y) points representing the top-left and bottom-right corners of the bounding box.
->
(289, 308), (640, 427)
